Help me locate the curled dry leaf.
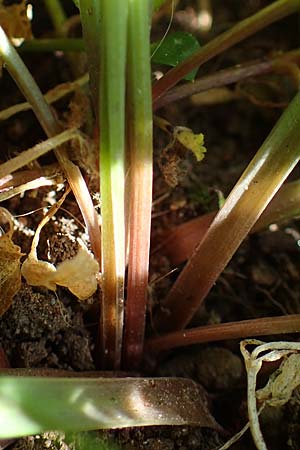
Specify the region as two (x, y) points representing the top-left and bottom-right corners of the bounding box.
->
(21, 189), (99, 300)
(256, 352), (300, 407)
(54, 244), (99, 299)
(21, 257), (57, 291)
(241, 340), (300, 450)
(0, 208), (22, 316)
(21, 239), (99, 300)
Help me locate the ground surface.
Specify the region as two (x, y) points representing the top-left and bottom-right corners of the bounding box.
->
(0, 1), (300, 449)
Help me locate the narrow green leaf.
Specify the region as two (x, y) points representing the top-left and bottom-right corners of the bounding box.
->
(152, 32), (200, 81)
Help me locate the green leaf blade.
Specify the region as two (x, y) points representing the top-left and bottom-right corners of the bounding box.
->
(152, 32), (201, 81)
(0, 376), (219, 438)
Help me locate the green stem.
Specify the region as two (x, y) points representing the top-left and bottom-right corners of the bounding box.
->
(99, 0), (127, 369)
(155, 93), (300, 332)
(152, 0), (300, 105)
(79, 0), (128, 368)
(79, 0), (101, 108)
(19, 38), (85, 53)
(43, 0), (67, 33)
(123, 0), (153, 368)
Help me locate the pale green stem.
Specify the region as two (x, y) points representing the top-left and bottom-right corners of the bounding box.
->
(100, 0), (127, 369)
(20, 38), (85, 53)
(43, 0), (67, 33)
(79, 0), (128, 368)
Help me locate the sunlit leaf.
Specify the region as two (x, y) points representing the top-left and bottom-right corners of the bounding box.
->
(0, 375), (220, 438)
(151, 32), (200, 81)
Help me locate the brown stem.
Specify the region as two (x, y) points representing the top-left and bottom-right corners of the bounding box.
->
(152, 0), (300, 105)
(154, 49), (300, 110)
(146, 315), (300, 354)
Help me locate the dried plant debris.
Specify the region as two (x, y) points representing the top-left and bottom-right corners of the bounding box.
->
(0, 207), (22, 316)
(22, 240), (99, 300)
(0, 74), (88, 121)
(155, 116), (206, 187)
(240, 340), (300, 450)
(21, 190), (100, 300)
(0, 0), (32, 43)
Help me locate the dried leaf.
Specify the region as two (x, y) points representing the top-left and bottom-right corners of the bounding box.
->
(241, 340), (300, 450)
(54, 241), (99, 300)
(21, 189), (100, 300)
(0, 208), (22, 316)
(21, 256), (57, 291)
(21, 240), (99, 300)
(256, 353), (300, 407)
(0, 1), (32, 41)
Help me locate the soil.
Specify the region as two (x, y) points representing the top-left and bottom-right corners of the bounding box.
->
(0, 1), (300, 450)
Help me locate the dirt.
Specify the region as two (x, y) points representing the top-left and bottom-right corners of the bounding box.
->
(0, 1), (300, 449)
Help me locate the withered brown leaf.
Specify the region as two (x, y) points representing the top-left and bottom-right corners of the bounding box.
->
(0, 208), (22, 316)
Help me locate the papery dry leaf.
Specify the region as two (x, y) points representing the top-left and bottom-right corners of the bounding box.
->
(21, 189), (99, 300)
(256, 352), (300, 407)
(0, 1), (32, 42)
(21, 241), (99, 300)
(21, 256), (57, 291)
(54, 243), (99, 300)
(0, 208), (22, 316)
